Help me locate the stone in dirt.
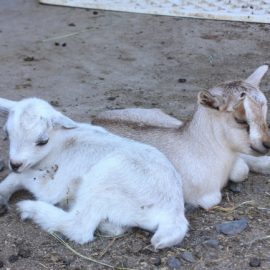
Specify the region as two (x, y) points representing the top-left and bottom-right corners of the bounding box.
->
(167, 257), (182, 269)
(18, 247), (31, 258)
(216, 218), (248, 235)
(203, 239), (220, 248)
(181, 251), (196, 263)
(249, 257), (261, 267)
(178, 78), (186, 83)
(150, 256), (161, 266)
(8, 255), (19, 263)
(228, 182), (242, 193)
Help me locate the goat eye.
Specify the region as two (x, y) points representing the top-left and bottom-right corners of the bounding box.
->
(240, 92), (246, 98)
(234, 117), (247, 125)
(36, 139), (49, 146)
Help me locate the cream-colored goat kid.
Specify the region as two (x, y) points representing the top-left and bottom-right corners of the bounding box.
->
(0, 97), (188, 249)
(94, 65), (270, 209)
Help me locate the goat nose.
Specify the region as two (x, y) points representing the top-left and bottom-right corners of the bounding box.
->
(262, 141), (270, 149)
(10, 161), (23, 171)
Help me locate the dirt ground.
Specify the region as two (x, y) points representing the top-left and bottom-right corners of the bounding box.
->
(0, 0), (270, 269)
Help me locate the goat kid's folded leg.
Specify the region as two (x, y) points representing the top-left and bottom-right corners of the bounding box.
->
(197, 191), (222, 210)
(17, 200), (100, 244)
(239, 154), (270, 175)
(229, 157), (249, 183)
(151, 215), (188, 249)
(17, 200), (67, 230)
(0, 173), (24, 206)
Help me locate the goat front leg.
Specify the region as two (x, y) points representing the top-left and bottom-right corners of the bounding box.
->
(239, 154), (270, 175)
(17, 200), (98, 244)
(229, 156), (249, 183)
(230, 154), (270, 182)
(0, 173), (25, 205)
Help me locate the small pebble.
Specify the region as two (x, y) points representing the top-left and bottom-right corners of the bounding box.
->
(23, 56), (35, 62)
(107, 96), (117, 101)
(249, 257), (261, 267)
(178, 78), (186, 83)
(228, 181), (242, 193)
(93, 11), (99, 15)
(68, 23), (76, 27)
(0, 261), (3, 268)
(62, 43), (66, 47)
(50, 100), (60, 107)
(8, 255), (19, 263)
(167, 257), (182, 269)
(18, 247), (31, 258)
(0, 204), (7, 217)
(150, 257), (161, 266)
(216, 218), (248, 235)
(181, 251), (196, 263)
(54, 42), (60, 46)
(203, 239), (220, 248)
(62, 258), (73, 266)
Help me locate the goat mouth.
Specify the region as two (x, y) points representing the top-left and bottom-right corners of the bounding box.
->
(250, 145), (268, 155)
(12, 163), (31, 174)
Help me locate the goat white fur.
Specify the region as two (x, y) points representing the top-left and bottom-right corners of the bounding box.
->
(93, 65), (270, 209)
(0, 97), (188, 249)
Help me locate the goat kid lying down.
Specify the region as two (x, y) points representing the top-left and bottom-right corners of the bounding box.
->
(93, 65), (270, 210)
(0, 97), (188, 249)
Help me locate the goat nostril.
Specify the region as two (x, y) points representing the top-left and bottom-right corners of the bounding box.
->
(10, 161), (23, 171)
(262, 141), (270, 149)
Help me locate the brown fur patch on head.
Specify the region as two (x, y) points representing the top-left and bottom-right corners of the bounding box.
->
(224, 80), (243, 89)
(218, 80), (250, 97)
(209, 80), (266, 112)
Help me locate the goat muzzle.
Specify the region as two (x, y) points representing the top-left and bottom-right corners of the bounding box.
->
(10, 161), (23, 172)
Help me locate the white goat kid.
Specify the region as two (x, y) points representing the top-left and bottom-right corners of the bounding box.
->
(0, 97), (188, 249)
(93, 65), (270, 209)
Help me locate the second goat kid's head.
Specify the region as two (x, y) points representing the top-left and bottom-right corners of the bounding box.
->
(0, 98), (77, 173)
(198, 65), (270, 155)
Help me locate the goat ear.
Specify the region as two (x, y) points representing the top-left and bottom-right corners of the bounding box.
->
(245, 65), (268, 87)
(51, 115), (78, 129)
(198, 90), (224, 110)
(0, 98), (16, 114)
(233, 99), (245, 112)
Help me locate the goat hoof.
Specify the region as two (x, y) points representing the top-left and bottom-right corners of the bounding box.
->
(0, 204), (8, 217)
(198, 192), (222, 210)
(17, 200), (36, 220)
